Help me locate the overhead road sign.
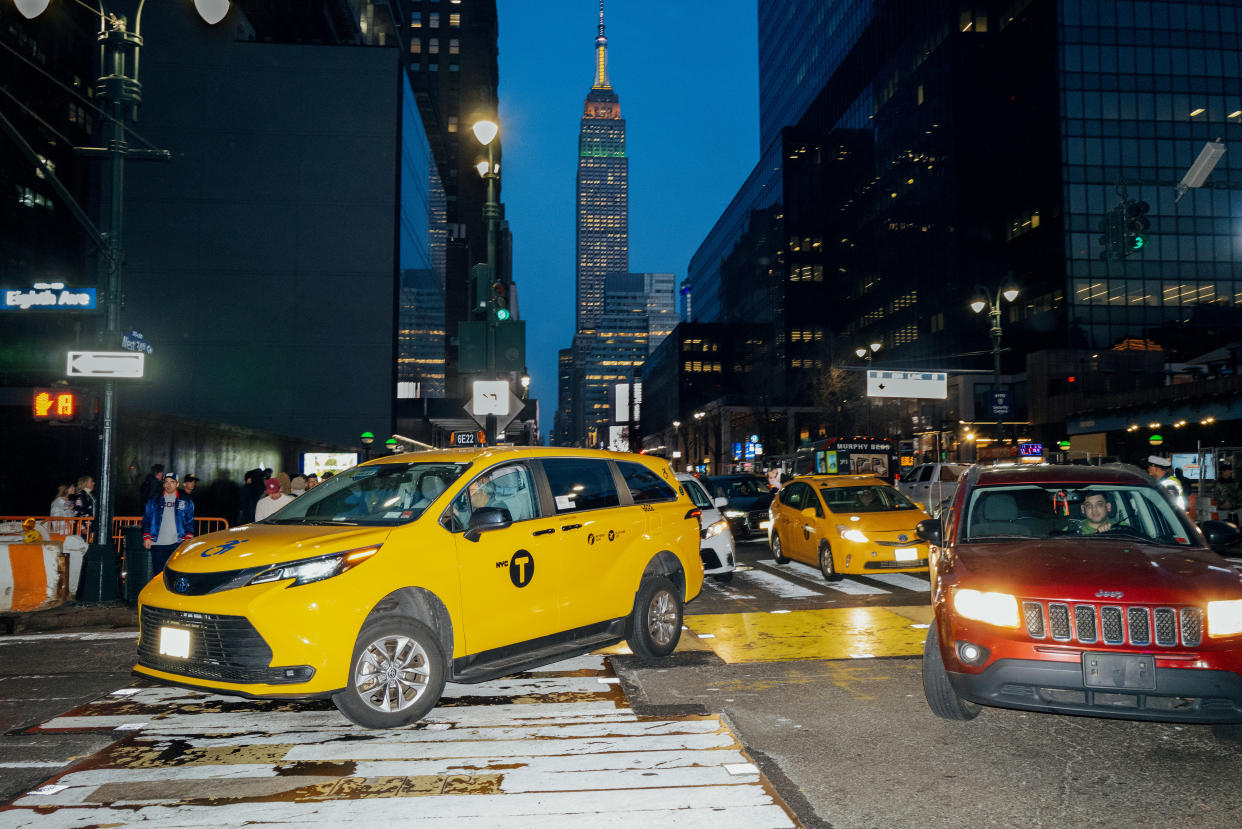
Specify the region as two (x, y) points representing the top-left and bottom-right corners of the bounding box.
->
(867, 370), (947, 400)
(67, 350), (145, 378)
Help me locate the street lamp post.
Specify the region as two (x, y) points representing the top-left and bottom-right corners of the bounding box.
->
(970, 283), (1020, 447)
(472, 119), (502, 444)
(10, 0), (228, 546)
(854, 342), (881, 435)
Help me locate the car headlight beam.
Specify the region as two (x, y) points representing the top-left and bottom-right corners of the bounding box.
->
(836, 524), (869, 544)
(248, 545), (381, 588)
(723, 509), (745, 518)
(1207, 599), (1242, 637)
(953, 588), (1020, 628)
(703, 519), (730, 539)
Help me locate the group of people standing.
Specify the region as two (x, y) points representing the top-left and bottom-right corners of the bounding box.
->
(239, 468), (322, 523)
(48, 475), (95, 535)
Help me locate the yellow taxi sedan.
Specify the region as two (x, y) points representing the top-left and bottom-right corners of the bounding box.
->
(768, 475), (930, 580)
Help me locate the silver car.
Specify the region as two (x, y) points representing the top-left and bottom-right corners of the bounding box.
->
(677, 473), (736, 582)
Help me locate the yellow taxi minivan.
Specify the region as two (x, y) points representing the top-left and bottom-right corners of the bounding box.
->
(134, 447), (703, 728)
(768, 474), (931, 580)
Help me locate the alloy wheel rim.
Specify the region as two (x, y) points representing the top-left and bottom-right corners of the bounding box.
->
(648, 590), (677, 646)
(354, 634), (431, 713)
(820, 546), (833, 574)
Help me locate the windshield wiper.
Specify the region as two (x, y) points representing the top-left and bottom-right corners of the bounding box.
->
(268, 518), (359, 526)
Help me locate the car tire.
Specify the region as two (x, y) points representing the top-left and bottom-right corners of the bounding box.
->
(332, 614), (447, 729)
(921, 624), (981, 721)
(712, 570), (735, 584)
(771, 532), (788, 564)
(626, 575), (683, 658)
(817, 542), (843, 582)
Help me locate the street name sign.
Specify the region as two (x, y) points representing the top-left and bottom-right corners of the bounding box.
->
(867, 370), (947, 399)
(67, 351), (145, 378)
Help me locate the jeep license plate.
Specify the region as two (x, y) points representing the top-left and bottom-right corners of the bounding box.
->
(1082, 652), (1155, 690)
(158, 626), (191, 659)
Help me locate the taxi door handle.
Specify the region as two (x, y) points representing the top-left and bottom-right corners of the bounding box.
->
(531, 528), (555, 537)
(803, 524), (816, 533)
(561, 523), (582, 532)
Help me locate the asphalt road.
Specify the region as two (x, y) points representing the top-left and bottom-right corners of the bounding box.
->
(2, 539), (1242, 827)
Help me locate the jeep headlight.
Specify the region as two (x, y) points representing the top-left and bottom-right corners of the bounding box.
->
(953, 588), (1019, 628)
(248, 545), (380, 588)
(1207, 599), (1242, 637)
(836, 525), (869, 544)
(702, 519), (730, 539)
(724, 509), (745, 518)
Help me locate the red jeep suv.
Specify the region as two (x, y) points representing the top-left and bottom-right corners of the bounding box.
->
(918, 464), (1242, 724)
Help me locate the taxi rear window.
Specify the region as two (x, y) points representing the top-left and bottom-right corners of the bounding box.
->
(542, 458), (620, 513)
(618, 461), (677, 504)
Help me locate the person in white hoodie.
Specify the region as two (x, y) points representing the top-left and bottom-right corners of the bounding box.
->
(255, 477), (295, 521)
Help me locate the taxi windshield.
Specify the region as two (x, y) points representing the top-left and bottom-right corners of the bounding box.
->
(820, 485), (915, 513)
(262, 462), (470, 527)
(963, 482), (1196, 545)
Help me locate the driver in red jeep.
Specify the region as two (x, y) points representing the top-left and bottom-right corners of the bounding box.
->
(1079, 490), (1123, 534)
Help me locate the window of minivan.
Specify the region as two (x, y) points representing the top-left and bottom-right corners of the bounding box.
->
(443, 463), (539, 532)
(618, 461), (677, 504)
(543, 458), (620, 513)
(263, 462), (470, 526)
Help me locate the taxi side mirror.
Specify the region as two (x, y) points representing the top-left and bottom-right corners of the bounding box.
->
(464, 506), (513, 542)
(801, 507), (818, 518)
(916, 518), (943, 547)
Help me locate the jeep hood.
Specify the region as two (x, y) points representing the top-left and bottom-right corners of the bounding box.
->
(954, 538), (1242, 604)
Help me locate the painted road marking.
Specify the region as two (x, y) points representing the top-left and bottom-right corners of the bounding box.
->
(866, 573), (932, 592)
(778, 560), (922, 595)
(5, 655), (797, 828)
(685, 607), (928, 664)
(0, 631), (138, 645)
(736, 567), (824, 598)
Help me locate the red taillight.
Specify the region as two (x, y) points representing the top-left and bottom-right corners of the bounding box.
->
(684, 508), (702, 521)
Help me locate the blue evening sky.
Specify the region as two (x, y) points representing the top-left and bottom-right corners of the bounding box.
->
(496, 1), (759, 436)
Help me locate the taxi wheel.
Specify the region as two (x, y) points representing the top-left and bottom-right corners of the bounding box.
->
(770, 532), (788, 564)
(817, 542), (843, 582)
(922, 624), (981, 721)
(627, 575), (683, 659)
(332, 615), (447, 729)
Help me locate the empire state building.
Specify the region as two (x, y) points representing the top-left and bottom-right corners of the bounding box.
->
(575, 3), (628, 333)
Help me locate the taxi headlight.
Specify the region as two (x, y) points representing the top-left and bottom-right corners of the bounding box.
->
(703, 519), (730, 539)
(723, 509), (746, 518)
(836, 524), (869, 544)
(248, 545), (380, 588)
(953, 588), (1020, 628)
(1207, 599), (1242, 637)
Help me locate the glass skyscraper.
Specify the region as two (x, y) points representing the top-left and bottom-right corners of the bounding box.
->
(575, 6), (629, 333)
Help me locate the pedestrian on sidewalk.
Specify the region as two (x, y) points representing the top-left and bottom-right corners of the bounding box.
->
(142, 472), (195, 573)
(255, 478), (295, 521)
(49, 482), (76, 534)
(72, 475), (96, 540)
(138, 464), (164, 506)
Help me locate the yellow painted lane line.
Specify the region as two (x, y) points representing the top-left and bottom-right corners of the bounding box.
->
(684, 606), (929, 664)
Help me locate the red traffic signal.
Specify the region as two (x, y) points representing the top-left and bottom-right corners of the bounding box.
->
(33, 389), (80, 422)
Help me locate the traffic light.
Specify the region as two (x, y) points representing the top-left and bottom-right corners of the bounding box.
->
(1124, 199), (1151, 255)
(1096, 207), (1126, 260)
(33, 388), (81, 422)
(491, 279), (510, 322)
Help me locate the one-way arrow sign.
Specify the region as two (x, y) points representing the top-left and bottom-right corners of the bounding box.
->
(66, 350), (145, 378)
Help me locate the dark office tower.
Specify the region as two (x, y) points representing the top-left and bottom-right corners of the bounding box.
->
(391, 0), (504, 400)
(575, 2), (629, 332)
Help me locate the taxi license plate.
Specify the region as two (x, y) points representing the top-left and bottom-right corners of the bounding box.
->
(158, 626), (191, 659)
(759, 520), (772, 530)
(894, 547), (919, 561)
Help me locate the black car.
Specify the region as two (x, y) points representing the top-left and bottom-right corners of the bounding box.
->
(704, 474), (774, 540)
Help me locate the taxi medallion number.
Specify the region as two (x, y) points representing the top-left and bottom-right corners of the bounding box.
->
(159, 627), (191, 659)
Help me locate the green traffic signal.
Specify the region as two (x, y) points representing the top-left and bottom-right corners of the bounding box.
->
(495, 307), (511, 322)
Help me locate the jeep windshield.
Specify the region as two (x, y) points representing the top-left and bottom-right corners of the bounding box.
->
(262, 462), (470, 527)
(963, 482), (1197, 546)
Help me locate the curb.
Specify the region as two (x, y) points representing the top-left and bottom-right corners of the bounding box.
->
(0, 601), (138, 636)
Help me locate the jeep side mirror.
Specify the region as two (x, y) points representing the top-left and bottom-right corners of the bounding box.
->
(464, 506), (513, 542)
(916, 518), (943, 547)
(1199, 519), (1240, 554)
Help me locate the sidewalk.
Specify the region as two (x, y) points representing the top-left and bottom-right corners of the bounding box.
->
(0, 601), (138, 636)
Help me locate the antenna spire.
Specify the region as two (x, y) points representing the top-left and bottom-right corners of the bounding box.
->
(592, 0), (610, 89)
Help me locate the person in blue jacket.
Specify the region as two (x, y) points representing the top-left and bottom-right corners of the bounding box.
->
(142, 471), (195, 573)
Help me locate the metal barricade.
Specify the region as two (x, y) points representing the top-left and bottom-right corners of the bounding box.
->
(0, 516), (95, 542)
(109, 516), (229, 550)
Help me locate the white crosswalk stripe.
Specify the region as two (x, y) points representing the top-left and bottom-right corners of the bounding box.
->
(865, 573), (932, 592)
(2, 656), (796, 828)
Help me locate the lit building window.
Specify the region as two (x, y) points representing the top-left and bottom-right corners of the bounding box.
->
(409, 39), (421, 54)
(429, 38), (439, 54)
(449, 38), (459, 54)
(410, 11), (420, 27)
(447, 116), (458, 132)
(449, 12), (461, 26)
(429, 12), (439, 28)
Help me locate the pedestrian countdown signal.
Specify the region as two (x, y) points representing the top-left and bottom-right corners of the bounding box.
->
(33, 389), (80, 422)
